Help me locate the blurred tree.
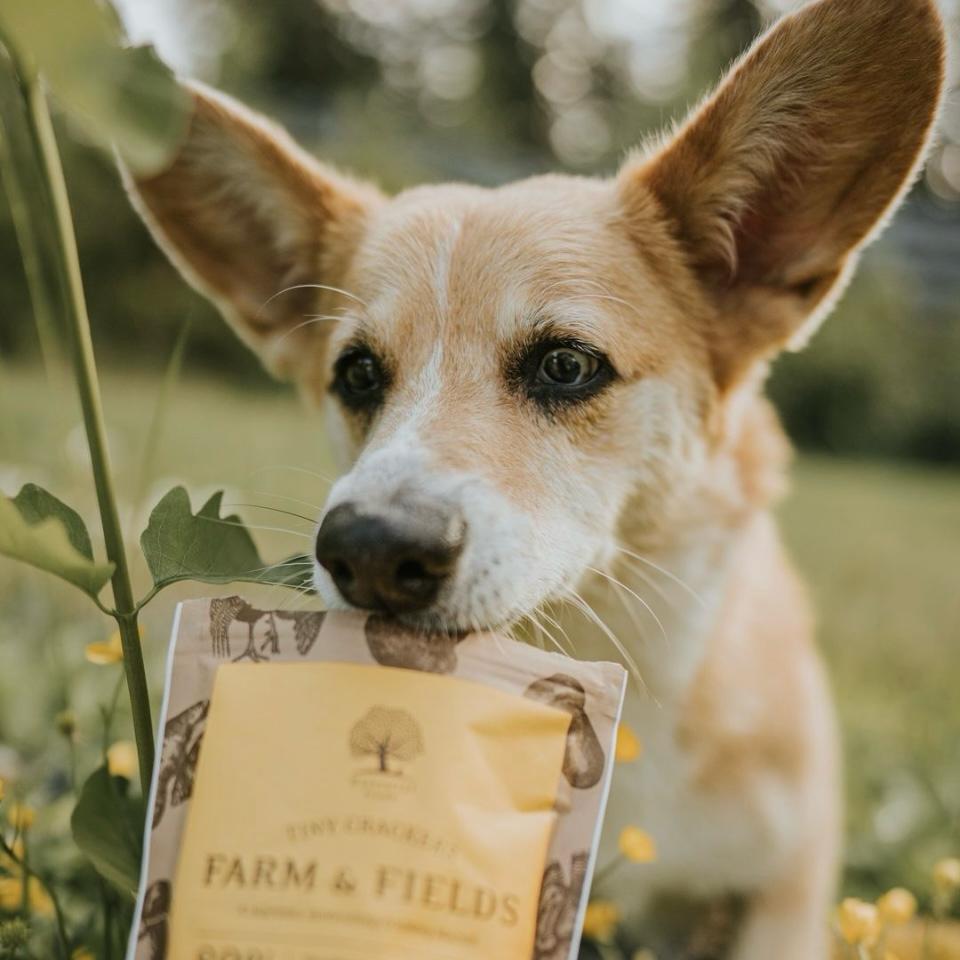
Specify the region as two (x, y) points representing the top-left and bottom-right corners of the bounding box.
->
(1, 0), (958, 460)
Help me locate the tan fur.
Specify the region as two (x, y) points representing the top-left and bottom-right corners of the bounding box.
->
(126, 1), (946, 955)
(126, 83), (382, 378)
(623, 0), (946, 390)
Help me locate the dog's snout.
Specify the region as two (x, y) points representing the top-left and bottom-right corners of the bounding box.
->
(315, 502), (466, 614)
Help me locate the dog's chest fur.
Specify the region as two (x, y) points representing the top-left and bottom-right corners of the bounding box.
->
(555, 518), (804, 921)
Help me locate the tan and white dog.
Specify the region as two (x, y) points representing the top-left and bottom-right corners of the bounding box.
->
(127, 0), (946, 955)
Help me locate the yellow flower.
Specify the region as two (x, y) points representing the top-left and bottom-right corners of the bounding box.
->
(0, 875), (53, 916)
(582, 900), (620, 942)
(107, 741), (138, 780)
(619, 826), (657, 864)
(933, 858), (960, 893)
(6, 803), (35, 831)
(633, 951), (658, 960)
(615, 724), (643, 763)
(85, 631), (124, 665)
(877, 887), (917, 925)
(835, 898), (880, 946)
(72, 949), (95, 960)
(0, 837), (25, 877)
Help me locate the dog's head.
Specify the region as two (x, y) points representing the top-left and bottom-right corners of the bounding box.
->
(129, 0), (945, 633)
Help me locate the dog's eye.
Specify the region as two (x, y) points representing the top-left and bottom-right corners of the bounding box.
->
(510, 337), (616, 410)
(332, 348), (386, 408)
(537, 348), (599, 387)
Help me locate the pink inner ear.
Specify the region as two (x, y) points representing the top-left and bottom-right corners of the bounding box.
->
(633, 0), (944, 286)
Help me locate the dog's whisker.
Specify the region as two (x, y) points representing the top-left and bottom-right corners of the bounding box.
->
(587, 565), (670, 648)
(247, 488), (324, 515)
(524, 608), (570, 657)
(614, 545), (707, 609)
(563, 588), (646, 693)
(259, 282), (367, 314)
(278, 586), (320, 613)
(270, 314), (345, 350)
(537, 606), (576, 654)
(587, 567), (654, 645)
(225, 502), (316, 526)
(243, 557), (316, 576)
(561, 292), (647, 323)
(248, 464), (337, 486)
(205, 516), (314, 540)
(617, 555), (679, 609)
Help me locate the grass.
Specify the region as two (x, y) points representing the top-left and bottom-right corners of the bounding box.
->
(0, 361), (958, 950)
(782, 456), (960, 898)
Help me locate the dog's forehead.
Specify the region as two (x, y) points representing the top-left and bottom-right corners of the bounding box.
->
(347, 176), (641, 349)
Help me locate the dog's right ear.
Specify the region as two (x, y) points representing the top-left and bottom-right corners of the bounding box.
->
(618, 0), (945, 392)
(125, 83), (383, 378)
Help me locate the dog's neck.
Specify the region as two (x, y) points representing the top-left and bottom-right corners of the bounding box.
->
(552, 406), (788, 708)
(576, 521), (745, 707)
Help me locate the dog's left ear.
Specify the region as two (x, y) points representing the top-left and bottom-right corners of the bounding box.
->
(618, 0), (946, 390)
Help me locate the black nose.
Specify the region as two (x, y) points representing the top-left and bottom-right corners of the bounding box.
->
(315, 501), (466, 614)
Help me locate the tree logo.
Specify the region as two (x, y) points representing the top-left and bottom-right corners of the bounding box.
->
(348, 706), (424, 797)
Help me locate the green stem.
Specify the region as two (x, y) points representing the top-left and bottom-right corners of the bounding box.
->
(127, 314), (192, 541)
(0, 91), (62, 384)
(100, 877), (114, 960)
(590, 855), (624, 890)
(22, 77), (154, 791)
(101, 672), (126, 756)
(0, 835), (69, 960)
(18, 830), (29, 920)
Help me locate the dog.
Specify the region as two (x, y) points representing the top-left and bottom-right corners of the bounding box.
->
(125, 0), (946, 955)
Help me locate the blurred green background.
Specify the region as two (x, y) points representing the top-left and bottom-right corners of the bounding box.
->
(1, 0), (958, 934)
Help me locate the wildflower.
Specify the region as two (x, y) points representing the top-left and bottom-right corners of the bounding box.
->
(0, 875), (53, 917)
(876, 887), (917, 926)
(0, 838), (25, 868)
(72, 948), (95, 960)
(582, 900), (620, 942)
(618, 826), (657, 864)
(835, 898), (880, 946)
(84, 631), (124, 665)
(615, 724), (642, 763)
(6, 803), (35, 831)
(107, 741), (138, 780)
(933, 858), (960, 894)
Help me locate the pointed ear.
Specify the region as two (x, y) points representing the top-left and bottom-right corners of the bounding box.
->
(124, 82), (383, 378)
(618, 0), (946, 390)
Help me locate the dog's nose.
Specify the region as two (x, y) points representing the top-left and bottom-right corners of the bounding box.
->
(315, 501), (466, 614)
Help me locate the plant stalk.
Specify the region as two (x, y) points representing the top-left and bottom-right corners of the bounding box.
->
(23, 77), (154, 790)
(0, 834), (70, 959)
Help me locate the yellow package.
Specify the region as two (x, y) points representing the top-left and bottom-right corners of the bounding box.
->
(170, 662), (569, 959)
(130, 599), (626, 960)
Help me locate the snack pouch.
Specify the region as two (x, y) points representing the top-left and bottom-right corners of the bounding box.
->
(128, 598), (627, 960)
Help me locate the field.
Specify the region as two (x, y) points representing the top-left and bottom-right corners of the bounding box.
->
(1, 362), (958, 953)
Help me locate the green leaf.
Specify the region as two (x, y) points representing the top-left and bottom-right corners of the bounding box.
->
(140, 486), (314, 595)
(71, 766), (144, 898)
(0, 484), (114, 598)
(0, 0), (191, 174)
